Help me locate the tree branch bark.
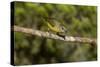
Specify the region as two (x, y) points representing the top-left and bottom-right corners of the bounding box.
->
(13, 25), (97, 45)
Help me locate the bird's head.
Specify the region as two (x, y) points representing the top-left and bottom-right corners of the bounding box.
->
(61, 26), (67, 33)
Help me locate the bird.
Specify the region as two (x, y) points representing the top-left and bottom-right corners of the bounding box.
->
(42, 17), (67, 39)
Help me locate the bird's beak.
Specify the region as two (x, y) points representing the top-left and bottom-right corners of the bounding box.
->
(65, 30), (67, 32)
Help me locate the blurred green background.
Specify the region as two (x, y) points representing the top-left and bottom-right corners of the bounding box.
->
(12, 1), (97, 65)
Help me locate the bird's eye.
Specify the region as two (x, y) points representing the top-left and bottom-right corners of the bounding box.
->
(62, 26), (67, 32)
(62, 27), (65, 30)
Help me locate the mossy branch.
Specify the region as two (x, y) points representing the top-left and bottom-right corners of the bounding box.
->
(13, 25), (97, 45)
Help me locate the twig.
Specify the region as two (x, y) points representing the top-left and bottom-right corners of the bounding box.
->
(13, 25), (97, 45)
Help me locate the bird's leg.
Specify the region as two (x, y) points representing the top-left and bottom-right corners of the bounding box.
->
(47, 28), (54, 37)
(57, 32), (66, 40)
(47, 28), (52, 33)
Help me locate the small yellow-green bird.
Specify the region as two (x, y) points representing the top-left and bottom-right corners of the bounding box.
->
(42, 17), (67, 39)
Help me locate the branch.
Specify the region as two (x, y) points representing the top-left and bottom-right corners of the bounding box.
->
(13, 25), (97, 45)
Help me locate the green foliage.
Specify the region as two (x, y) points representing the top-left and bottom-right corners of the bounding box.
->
(13, 1), (97, 65)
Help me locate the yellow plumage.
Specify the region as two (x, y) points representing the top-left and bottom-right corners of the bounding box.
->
(46, 21), (63, 33)
(45, 18), (66, 33)
(42, 17), (67, 39)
